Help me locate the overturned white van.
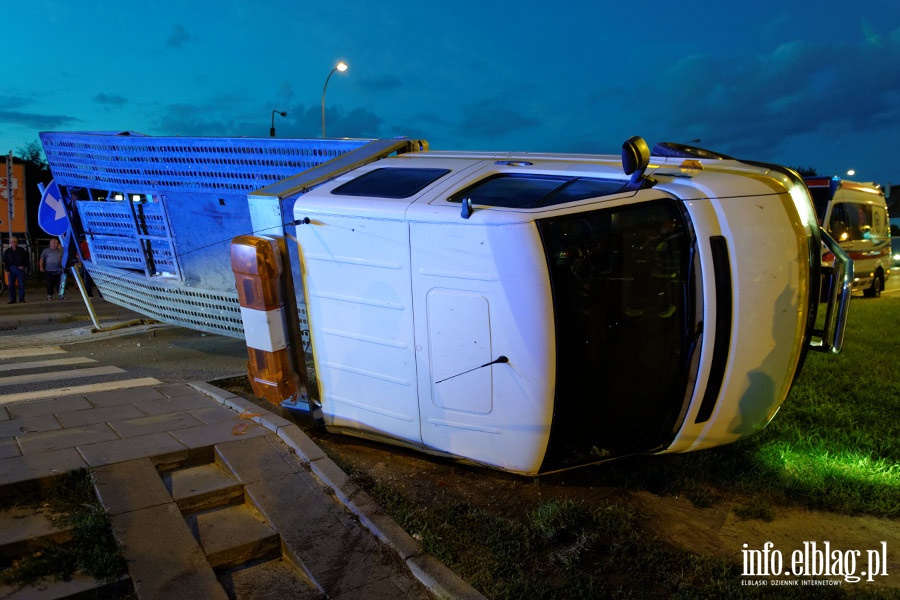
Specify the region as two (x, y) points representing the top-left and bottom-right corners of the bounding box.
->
(281, 139), (850, 474)
(40, 133), (851, 475)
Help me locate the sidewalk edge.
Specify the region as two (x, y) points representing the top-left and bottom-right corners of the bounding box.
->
(188, 381), (487, 600)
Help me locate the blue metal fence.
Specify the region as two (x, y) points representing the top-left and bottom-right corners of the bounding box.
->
(40, 132), (372, 337)
(41, 132), (370, 193)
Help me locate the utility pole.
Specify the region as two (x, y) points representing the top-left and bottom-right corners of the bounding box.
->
(6, 151), (12, 242)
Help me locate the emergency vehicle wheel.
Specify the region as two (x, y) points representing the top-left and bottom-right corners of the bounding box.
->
(863, 273), (883, 298)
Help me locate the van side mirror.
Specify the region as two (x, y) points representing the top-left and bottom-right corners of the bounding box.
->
(622, 136), (655, 190)
(622, 136), (650, 175)
(461, 197), (473, 219)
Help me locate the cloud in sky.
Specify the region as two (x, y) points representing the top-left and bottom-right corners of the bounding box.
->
(0, 96), (30, 110)
(94, 94), (128, 107)
(0, 110), (79, 130)
(457, 96), (540, 140)
(166, 24), (191, 49)
(635, 33), (900, 162)
(277, 104), (384, 139)
(148, 99), (385, 141)
(277, 82), (295, 105)
(356, 75), (405, 93)
(150, 98), (271, 139)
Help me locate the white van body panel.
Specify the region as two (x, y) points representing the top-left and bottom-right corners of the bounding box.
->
(294, 153), (820, 474)
(409, 221), (555, 473)
(296, 214), (422, 443)
(660, 176), (810, 452)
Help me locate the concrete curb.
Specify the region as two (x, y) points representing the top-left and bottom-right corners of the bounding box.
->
(189, 381), (488, 600)
(0, 319), (174, 349)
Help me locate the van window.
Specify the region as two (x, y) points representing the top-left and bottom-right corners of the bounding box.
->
(829, 203), (874, 242)
(331, 168), (451, 198)
(449, 174), (628, 209)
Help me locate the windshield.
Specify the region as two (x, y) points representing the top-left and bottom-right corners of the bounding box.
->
(537, 200), (699, 470)
(828, 202), (884, 243)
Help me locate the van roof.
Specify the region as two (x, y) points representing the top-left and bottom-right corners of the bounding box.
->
(804, 176), (883, 197)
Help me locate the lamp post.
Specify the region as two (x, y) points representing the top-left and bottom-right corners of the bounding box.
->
(270, 109), (286, 137)
(321, 61), (348, 138)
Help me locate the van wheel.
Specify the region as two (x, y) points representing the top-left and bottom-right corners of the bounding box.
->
(863, 274), (883, 298)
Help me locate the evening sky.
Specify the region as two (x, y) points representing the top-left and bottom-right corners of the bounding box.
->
(3, 1), (899, 186)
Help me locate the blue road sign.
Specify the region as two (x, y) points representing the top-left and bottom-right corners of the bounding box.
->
(38, 180), (68, 236)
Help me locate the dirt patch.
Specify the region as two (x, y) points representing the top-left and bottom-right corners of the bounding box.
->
(631, 490), (900, 585)
(306, 427), (900, 590)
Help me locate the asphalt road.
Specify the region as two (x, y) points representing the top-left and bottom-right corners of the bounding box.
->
(883, 267), (900, 295)
(0, 284), (249, 398)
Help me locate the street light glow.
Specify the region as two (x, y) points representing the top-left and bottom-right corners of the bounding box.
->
(322, 61), (349, 138)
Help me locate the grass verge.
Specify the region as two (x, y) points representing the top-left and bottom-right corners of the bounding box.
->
(0, 469), (127, 589)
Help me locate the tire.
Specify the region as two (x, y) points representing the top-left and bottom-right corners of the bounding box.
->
(863, 273), (883, 298)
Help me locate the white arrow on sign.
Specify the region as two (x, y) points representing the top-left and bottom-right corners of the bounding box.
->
(45, 186), (66, 220)
(38, 180), (69, 236)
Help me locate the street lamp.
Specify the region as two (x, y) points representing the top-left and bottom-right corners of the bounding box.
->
(321, 61), (348, 138)
(270, 109), (286, 137)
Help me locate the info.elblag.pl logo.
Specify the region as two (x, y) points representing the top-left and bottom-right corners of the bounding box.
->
(741, 541), (890, 586)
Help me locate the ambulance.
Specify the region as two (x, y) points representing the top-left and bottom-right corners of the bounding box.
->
(805, 177), (890, 297)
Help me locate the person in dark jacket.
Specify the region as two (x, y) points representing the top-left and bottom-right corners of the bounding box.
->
(2, 236), (29, 303)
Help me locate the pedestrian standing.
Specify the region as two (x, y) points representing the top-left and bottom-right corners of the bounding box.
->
(2, 236), (29, 304)
(40, 238), (64, 300)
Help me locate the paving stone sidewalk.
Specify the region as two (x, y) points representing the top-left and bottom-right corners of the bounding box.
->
(0, 381), (485, 599)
